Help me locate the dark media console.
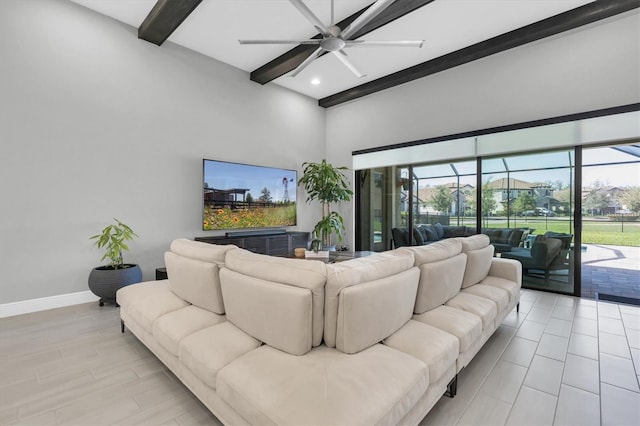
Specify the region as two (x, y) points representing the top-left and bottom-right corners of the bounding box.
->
(195, 231), (309, 256)
(224, 228), (287, 238)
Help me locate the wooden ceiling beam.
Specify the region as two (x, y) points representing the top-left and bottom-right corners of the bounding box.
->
(249, 0), (436, 85)
(319, 0), (639, 108)
(138, 0), (203, 46)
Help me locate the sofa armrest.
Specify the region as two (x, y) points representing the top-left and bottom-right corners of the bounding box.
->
(489, 258), (522, 287)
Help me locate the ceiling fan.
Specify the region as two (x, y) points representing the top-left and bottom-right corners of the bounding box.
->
(239, 0), (425, 78)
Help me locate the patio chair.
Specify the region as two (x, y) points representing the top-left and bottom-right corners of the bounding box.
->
(502, 236), (563, 284)
(543, 232), (574, 282)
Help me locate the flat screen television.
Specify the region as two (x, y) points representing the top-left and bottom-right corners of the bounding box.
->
(203, 159), (297, 231)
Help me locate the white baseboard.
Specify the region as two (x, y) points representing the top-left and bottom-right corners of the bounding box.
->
(0, 291), (100, 318)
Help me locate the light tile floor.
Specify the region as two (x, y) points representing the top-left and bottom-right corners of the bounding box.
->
(1, 289), (639, 425)
(421, 289), (640, 426)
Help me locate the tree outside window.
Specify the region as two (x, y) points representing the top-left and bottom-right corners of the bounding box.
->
(431, 185), (454, 215)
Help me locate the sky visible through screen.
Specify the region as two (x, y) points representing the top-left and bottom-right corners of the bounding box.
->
(414, 147), (639, 189)
(204, 160), (297, 203)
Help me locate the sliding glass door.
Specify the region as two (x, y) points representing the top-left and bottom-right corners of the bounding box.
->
(356, 166), (409, 251)
(482, 150), (575, 295)
(352, 109), (639, 300)
(581, 143), (640, 304)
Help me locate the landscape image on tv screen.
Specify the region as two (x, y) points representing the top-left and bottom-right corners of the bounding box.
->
(203, 159), (297, 230)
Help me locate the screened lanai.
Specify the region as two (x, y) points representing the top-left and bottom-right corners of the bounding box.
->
(354, 110), (639, 302)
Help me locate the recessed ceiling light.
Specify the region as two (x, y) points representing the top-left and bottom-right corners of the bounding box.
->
(310, 78), (320, 85)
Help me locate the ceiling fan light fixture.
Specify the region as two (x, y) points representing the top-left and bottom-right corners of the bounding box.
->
(241, 0), (425, 78)
(320, 37), (345, 52)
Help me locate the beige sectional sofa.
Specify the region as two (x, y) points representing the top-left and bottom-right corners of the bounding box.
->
(117, 234), (521, 425)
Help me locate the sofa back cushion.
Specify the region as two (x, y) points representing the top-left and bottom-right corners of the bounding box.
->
(324, 250), (417, 352)
(404, 238), (462, 265)
(336, 267), (419, 354)
(391, 228), (410, 248)
(433, 222), (445, 239)
(220, 268), (312, 356)
(458, 234), (495, 288)
(416, 254), (467, 313)
(544, 231), (573, 250)
(221, 248), (326, 353)
(400, 239), (466, 314)
(508, 229), (525, 246)
(498, 229), (513, 244)
(443, 226), (468, 238)
(164, 239), (237, 314)
(518, 229), (531, 247)
(482, 228), (501, 242)
(422, 225), (439, 242)
(170, 238), (234, 262)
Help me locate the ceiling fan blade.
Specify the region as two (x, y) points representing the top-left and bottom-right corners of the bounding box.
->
(289, 46), (323, 77)
(342, 0), (396, 39)
(288, 0), (329, 36)
(345, 40), (425, 48)
(239, 39), (321, 45)
(333, 51), (365, 78)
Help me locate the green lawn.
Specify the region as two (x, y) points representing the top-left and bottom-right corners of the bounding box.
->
(477, 217), (639, 246)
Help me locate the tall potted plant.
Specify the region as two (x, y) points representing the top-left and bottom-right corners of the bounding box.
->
(298, 159), (353, 249)
(88, 219), (142, 306)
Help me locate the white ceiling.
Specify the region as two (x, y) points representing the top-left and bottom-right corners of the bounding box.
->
(71, 0), (594, 100)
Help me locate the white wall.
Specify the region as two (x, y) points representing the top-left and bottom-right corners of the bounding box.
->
(0, 0), (326, 305)
(2, 1), (637, 308)
(326, 11), (640, 248)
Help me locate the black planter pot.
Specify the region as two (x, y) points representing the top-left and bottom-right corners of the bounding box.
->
(88, 264), (142, 306)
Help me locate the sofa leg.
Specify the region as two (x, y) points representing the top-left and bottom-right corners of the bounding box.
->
(121, 319), (125, 334)
(517, 302), (520, 313)
(446, 375), (458, 398)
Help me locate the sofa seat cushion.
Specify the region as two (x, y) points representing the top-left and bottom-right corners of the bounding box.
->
(152, 305), (226, 356)
(179, 322), (261, 389)
(461, 284), (510, 313)
(446, 292), (497, 330)
(493, 243), (513, 254)
(384, 320), (458, 384)
(412, 305), (482, 353)
(481, 275), (520, 305)
(116, 281), (189, 333)
(217, 344), (429, 426)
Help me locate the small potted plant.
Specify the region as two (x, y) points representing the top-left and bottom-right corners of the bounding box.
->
(88, 219), (142, 306)
(298, 159), (353, 250)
